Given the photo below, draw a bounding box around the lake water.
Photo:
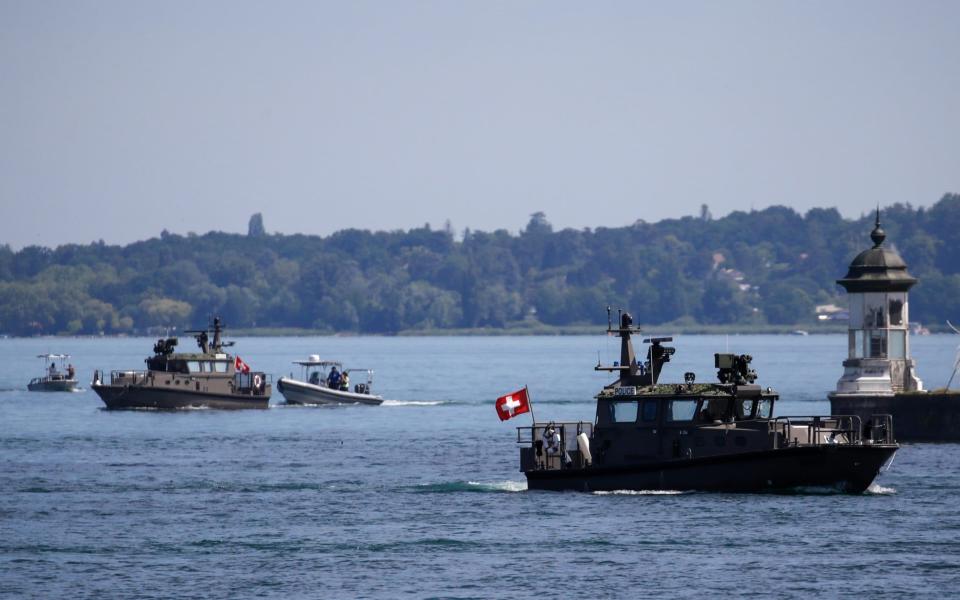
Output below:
[2,334,959,598]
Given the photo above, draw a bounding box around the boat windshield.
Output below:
[735,399,756,420]
[697,398,729,422]
[667,399,698,421]
[307,367,324,384]
[757,398,773,419]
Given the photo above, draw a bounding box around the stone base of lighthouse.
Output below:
[830,390,960,442]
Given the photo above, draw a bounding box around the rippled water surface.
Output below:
[2,334,959,598]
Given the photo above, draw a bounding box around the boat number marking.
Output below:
[615,386,637,396]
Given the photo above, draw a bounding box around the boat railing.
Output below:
[517,421,594,471]
[108,370,151,386]
[234,372,272,395]
[866,414,895,444]
[768,414,894,446]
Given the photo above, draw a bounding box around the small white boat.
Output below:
[276,355,383,406]
[28,354,80,392]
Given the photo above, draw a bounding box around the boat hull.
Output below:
[277,377,383,406]
[525,444,896,493]
[830,391,960,442]
[92,384,269,410]
[28,379,79,392]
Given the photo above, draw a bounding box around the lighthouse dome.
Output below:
[837,211,917,293]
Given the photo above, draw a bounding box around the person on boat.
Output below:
[309,370,321,385]
[327,366,341,389]
[67,364,76,380]
[48,362,57,378]
[340,371,350,391]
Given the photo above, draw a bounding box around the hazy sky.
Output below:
[1,1,958,248]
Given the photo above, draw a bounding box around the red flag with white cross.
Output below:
[234,355,251,374]
[495,387,531,422]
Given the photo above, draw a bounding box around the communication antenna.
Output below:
[945,320,960,390]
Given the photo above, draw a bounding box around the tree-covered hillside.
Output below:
[2,196,959,336]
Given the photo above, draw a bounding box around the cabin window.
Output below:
[864,293,886,328]
[850,330,865,359]
[698,398,728,422]
[641,400,658,422]
[849,296,864,331]
[869,331,887,358]
[757,398,773,419]
[212,361,228,373]
[610,401,639,423]
[187,361,201,373]
[889,297,904,326]
[736,399,756,420]
[667,399,698,422]
[888,330,906,359]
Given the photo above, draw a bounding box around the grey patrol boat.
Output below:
[515,311,898,493]
[91,317,271,410]
[277,355,383,406]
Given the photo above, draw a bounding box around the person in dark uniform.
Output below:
[327,366,341,389]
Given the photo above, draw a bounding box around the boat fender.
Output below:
[577,432,592,466]
[544,425,561,454]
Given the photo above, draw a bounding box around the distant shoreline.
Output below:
[2,322,864,338]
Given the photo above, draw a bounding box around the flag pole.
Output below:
[525,385,536,426]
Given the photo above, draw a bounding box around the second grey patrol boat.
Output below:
[515,311,898,493]
[276,355,383,406]
[92,317,271,410]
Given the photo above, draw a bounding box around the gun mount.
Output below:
[715,353,758,385]
[152,337,178,357]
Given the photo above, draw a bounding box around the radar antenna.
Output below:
[594,308,675,386]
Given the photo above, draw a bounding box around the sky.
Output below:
[1,1,958,248]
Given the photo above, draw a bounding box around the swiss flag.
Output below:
[234,355,251,374]
[496,387,530,422]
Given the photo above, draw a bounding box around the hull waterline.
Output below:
[525,444,896,493]
[277,378,383,405]
[92,384,269,410]
[28,380,79,392]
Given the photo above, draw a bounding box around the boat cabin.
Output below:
[34,353,75,381]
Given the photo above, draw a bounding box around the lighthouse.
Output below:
[826,210,960,442]
[832,210,922,395]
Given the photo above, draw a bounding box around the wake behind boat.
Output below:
[277,356,383,406]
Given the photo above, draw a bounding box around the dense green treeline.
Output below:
[2,195,960,335]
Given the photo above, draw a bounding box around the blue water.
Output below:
[2,334,959,598]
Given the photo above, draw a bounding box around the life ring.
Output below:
[253,374,263,389]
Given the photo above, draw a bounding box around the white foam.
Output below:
[866,483,896,495]
[592,489,686,495]
[466,480,527,492]
[381,400,446,406]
